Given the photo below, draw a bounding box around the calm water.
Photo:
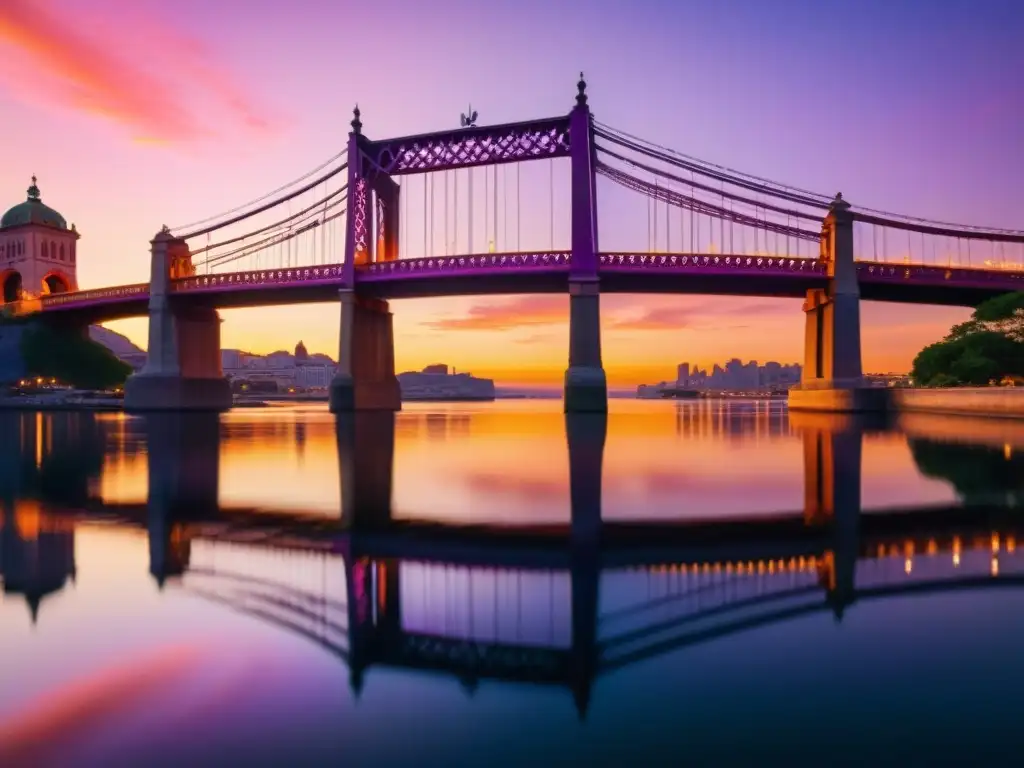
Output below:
[1,399,1023,766]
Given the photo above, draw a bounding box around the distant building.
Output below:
[397,365,495,401]
[295,341,309,362]
[676,363,690,386]
[643,358,803,395]
[296,364,335,389]
[222,349,244,371]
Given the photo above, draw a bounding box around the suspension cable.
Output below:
[597,119,1024,237]
[199,195,347,269]
[595,125,830,209]
[597,144,821,222]
[170,150,347,232]
[178,162,348,241]
[594,119,833,204]
[201,208,347,270]
[597,161,819,242]
[192,185,348,257]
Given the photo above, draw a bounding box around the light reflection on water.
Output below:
[0,399,1023,764]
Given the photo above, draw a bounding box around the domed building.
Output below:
[0,176,79,304]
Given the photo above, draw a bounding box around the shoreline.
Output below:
[3,387,1020,418]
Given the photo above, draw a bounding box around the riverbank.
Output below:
[893,388,1024,419]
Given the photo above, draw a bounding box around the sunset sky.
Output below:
[0,0,1021,387]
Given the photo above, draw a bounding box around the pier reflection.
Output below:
[2,406,1023,718]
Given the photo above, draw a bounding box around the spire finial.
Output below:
[351,104,362,135]
[27,175,40,201]
[576,72,588,107]
[830,192,850,212]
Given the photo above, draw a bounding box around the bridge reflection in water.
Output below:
[0,408,1023,718]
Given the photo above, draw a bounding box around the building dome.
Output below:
[1,177,68,230]
[295,341,309,362]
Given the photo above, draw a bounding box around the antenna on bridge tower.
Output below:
[460,105,478,251]
[459,105,478,128]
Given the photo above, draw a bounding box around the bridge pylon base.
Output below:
[124,374,232,412]
[564,366,608,414]
[329,374,401,413]
[788,381,891,413]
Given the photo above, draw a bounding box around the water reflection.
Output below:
[1,405,1023,727]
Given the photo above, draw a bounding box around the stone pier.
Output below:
[124,229,231,412]
[564,75,608,413]
[789,194,888,413]
[328,290,401,412]
[564,279,608,413]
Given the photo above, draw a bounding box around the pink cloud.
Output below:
[609,297,794,330]
[423,295,567,331]
[424,293,798,333]
[0,0,276,143]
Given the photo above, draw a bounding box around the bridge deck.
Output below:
[28,253,1024,322]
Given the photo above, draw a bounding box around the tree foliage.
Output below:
[20,323,132,390]
[911,292,1024,386]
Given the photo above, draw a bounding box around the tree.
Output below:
[20,323,132,390]
[911,292,1024,386]
[972,292,1024,342]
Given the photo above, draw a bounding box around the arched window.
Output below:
[17,240,23,255]
[59,243,65,261]
[41,241,48,258]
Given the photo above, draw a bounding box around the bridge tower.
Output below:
[789,194,888,412]
[123,228,232,411]
[329,108,402,412]
[564,75,608,413]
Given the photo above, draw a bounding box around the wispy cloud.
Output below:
[424,294,798,334]
[423,295,567,331]
[0,0,276,143]
[608,297,795,330]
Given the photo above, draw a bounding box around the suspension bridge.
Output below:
[5,75,1022,412]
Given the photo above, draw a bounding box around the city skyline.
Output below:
[1,0,1021,386]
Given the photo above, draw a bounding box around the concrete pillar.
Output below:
[565,280,608,412]
[124,229,232,412]
[564,76,608,413]
[789,195,888,413]
[329,290,401,412]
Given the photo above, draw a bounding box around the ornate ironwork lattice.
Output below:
[599,253,827,274]
[360,251,570,279]
[173,265,345,292]
[365,117,571,175]
[41,283,148,308]
[375,194,386,262]
[353,178,369,261]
